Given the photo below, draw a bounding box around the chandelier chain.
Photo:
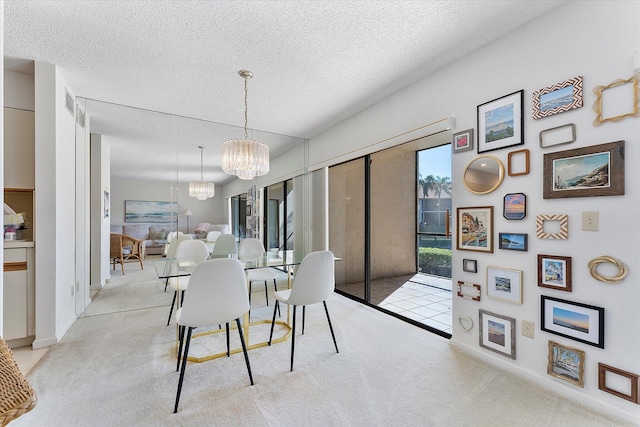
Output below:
[244,77,249,140]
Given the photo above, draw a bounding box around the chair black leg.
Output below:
[176,325,185,372]
[264,281,269,306]
[226,322,230,357]
[268,300,279,345]
[273,279,281,318]
[164,277,169,292]
[323,301,339,353]
[180,290,185,306]
[174,327,193,413]
[302,305,306,335]
[236,318,254,385]
[167,291,177,326]
[248,281,253,306]
[290,305,297,371]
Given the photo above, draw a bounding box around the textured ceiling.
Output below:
[4,0,565,182]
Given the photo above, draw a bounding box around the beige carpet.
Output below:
[11,270,634,426]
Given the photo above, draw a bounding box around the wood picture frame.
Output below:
[456,281,481,301]
[507,149,530,176]
[548,340,585,387]
[486,266,523,304]
[533,75,583,119]
[503,193,526,220]
[539,123,576,149]
[452,128,474,153]
[456,206,494,253]
[592,73,640,126]
[543,140,625,199]
[536,214,568,240]
[479,309,516,359]
[598,363,640,404]
[538,254,572,292]
[541,295,605,348]
[462,259,478,273]
[499,233,528,252]
[477,90,524,153]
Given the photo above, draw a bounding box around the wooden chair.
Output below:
[0,338,37,426]
[110,233,144,275]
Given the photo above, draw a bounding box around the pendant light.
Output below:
[188,146,215,200]
[222,70,269,180]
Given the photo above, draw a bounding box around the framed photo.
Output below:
[456,206,493,253]
[593,73,640,126]
[499,233,528,252]
[477,90,524,153]
[539,123,576,149]
[541,295,605,348]
[532,75,583,119]
[462,259,477,273]
[543,140,625,199]
[124,200,177,223]
[479,309,516,359]
[452,128,474,153]
[503,193,526,220]
[598,363,640,404]
[456,281,481,301]
[507,149,530,176]
[486,266,523,304]
[538,254,572,292]
[547,340,585,387]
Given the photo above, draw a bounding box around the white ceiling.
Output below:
[4,0,565,183]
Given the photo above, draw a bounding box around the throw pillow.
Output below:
[149,227,167,240]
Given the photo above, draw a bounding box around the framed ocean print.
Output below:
[477,90,524,153]
[503,193,526,220]
[541,295,604,348]
[124,200,177,223]
[499,233,528,252]
[452,128,474,153]
[538,254,572,292]
[479,309,516,359]
[456,206,494,253]
[532,75,583,119]
[486,266,523,304]
[543,140,624,199]
[548,340,585,387]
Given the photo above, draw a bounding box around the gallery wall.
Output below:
[309,1,639,422]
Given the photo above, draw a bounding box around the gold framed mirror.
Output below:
[463,156,505,194]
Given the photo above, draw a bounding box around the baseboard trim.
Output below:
[32,335,58,350]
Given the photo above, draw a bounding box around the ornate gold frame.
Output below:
[592,73,640,126]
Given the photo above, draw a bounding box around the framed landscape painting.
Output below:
[499,233,528,251]
[532,75,583,119]
[541,295,604,348]
[457,206,494,253]
[479,309,516,359]
[486,266,523,303]
[124,200,177,223]
[477,90,524,153]
[547,340,585,387]
[538,254,572,292]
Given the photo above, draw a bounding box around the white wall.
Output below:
[90,133,110,287]
[4,70,34,111]
[309,1,639,423]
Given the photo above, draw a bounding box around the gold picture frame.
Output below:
[548,340,585,387]
[592,73,640,126]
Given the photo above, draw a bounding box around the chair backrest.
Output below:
[211,233,237,257]
[166,234,193,258]
[175,239,209,263]
[178,258,250,327]
[206,231,222,242]
[287,251,335,306]
[238,238,265,261]
[110,233,122,257]
[167,231,184,243]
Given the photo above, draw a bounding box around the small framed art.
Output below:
[547,340,585,387]
[498,233,528,252]
[598,363,640,404]
[538,254,572,292]
[456,281,481,301]
[507,149,530,176]
[503,193,526,220]
[593,73,640,126]
[539,123,576,149]
[462,259,478,273]
[536,214,568,240]
[479,309,516,359]
[541,295,604,348]
[456,206,493,253]
[452,128,474,153]
[486,266,523,304]
[532,75,583,119]
[477,90,524,153]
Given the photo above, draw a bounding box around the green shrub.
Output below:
[418,247,452,277]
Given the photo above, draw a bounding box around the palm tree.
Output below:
[419,174,436,199]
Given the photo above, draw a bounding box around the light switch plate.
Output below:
[582,211,599,231]
[522,320,535,338]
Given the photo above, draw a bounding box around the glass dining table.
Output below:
[153,250,305,362]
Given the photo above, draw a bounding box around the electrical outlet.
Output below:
[522,320,534,338]
[582,211,599,231]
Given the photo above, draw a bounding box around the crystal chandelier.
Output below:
[222,70,269,180]
[188,146,215,200]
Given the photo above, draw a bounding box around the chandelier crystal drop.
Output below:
[188,146,215,200]
[222,70,269,180]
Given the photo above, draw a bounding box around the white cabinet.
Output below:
[3,244,35,343]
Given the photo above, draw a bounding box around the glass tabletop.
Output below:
[152,250,305,279]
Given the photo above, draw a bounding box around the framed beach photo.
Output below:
[533,76,583,119]
[486,266,523,304]
[456,206,494,253]
[479,309,516,359]
[477,90,524,153]
[452,128,474,153]
[543,140,625,199]
[547,340,585,387]
[538,254,572,292]
[498,233,528,252]
[541,295,604,348]
[503,193,526,220]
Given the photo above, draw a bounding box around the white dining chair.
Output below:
[238,238,279,310]
[268,250,338,371]
[210,233,237,257]
[206,230,222,242]
[166,239,209,326]
[174,258,254,413]
[163,234,193,291]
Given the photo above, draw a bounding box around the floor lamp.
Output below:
[182,209,193,234]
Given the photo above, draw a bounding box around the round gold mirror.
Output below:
[463,156,505,195]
